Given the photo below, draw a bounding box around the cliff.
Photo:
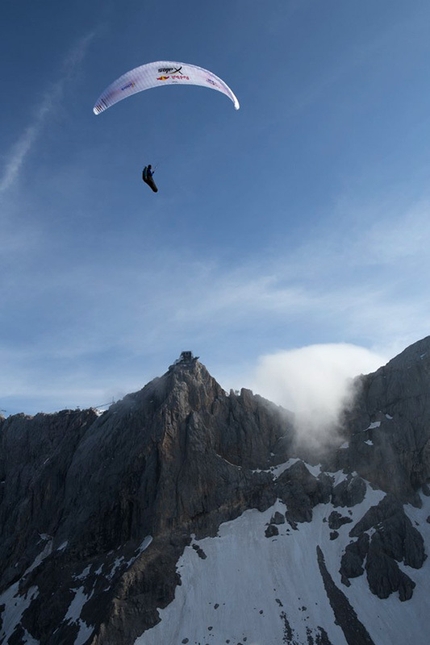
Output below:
[1,342,430,644]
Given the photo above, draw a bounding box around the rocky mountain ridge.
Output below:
[1,340,430,645]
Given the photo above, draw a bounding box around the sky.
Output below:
[2,0,430,416]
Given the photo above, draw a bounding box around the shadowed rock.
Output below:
[343,494,426,599]
[331,475,366,508]
[276,461,333,525]
[337,336,430,500]
[328,510,353,530]
[340,534,370,582]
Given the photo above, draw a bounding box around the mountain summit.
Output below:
[1,342,430,645]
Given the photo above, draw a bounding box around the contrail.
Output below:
[0,32,95,196]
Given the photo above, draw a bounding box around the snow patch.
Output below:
[270,457,300,478]
[23,539,53,578]
[74,565,91,582]
[303,462,322,477]
[64,587,94,645]
[110,536,153,579]
[22,628,39,644]
[136,535,153,555]
[216,453,242,469]
[367,421,381,430]
[0,583,39,644]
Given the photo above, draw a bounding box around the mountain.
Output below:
[0,342,430,645]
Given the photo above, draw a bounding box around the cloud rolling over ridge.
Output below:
[249,344,387,448]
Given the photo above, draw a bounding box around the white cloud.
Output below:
[248,343,387,449]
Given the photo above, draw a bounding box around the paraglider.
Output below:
[93,60,240,115]
[93,61,239,193]
[142,165,158,192]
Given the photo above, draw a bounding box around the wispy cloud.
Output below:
[0,93,59,195]
[4,186,426,361]
[0,32,95,196]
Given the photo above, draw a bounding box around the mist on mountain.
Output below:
[249,343,387,450]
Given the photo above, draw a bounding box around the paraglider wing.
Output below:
[93,60,240,114]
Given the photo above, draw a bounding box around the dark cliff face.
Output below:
[0,358,295,644]
[57,360,294,548]
[1,343,430,645]
[335,335,430,500]
[0,408,99,583]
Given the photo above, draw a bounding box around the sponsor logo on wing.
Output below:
[157,73,190,81]
[158,66,183,74]
[120,81,136,91]
[206,78,219,87]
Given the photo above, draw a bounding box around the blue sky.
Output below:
[2,0,430,415]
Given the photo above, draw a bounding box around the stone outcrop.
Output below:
[328,510,353,530]
[340,494,426,600]
[340,533,369,582]
[331,474,366,508]
[276,460,332,526]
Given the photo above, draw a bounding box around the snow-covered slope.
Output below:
[137,471,430,645]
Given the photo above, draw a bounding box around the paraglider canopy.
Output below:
[93,60,240,114]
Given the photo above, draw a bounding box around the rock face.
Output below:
[0,356,295,644]
[340,495,426,599]
[1,340,430,644]
[337,335,430,500]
